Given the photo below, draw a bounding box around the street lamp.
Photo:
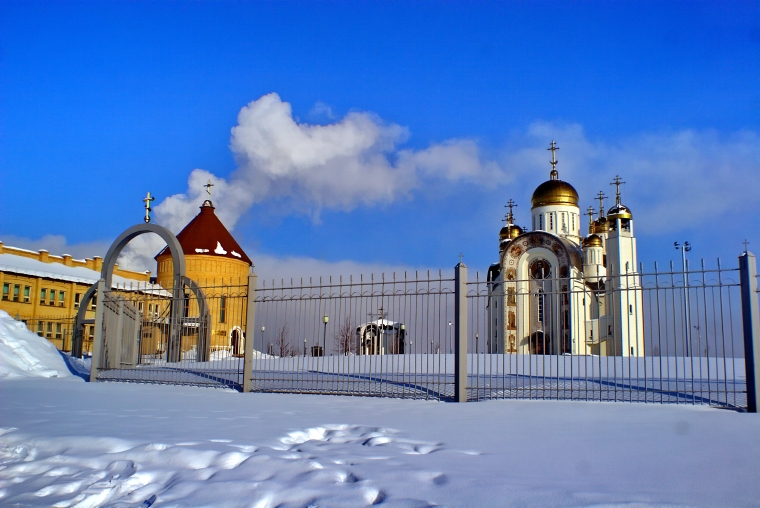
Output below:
[674,242,692,356]
[322,315,329,356]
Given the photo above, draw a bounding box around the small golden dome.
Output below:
[531,179,579,208]
[607,203,632,220]
[583,234,603,248]
[590,217,607,234]
[499,224,522,241]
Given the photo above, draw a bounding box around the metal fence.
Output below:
[91,279,249,390]
[467,260,746,408]
[250,272,457,400]
[79,253,760,411]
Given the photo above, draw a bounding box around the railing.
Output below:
[92,279,249,390]
[250,271,457,400]
[78,253,760,411]
[466,260,747,408]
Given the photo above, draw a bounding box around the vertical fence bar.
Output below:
[455,261,468,402]
[89,279,106,382]
[243,270,257,393]
[739,251,760,413]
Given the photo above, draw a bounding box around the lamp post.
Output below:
[400,323,405,354]
[260,326,265,356]
[674,241,692,356]
[476,333,479,354]
[322,315,329,356]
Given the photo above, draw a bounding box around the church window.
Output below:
[625,262,630,272]
[629,304,633,315]
[533,216,536,230]
[2,283,8,300]
[539,215,543,230]
[220,296,227,323]
[23,286,30,303]
[571,214,575,232]
[631,347,634,355]
[561,213,566,232]
[537,290,545,322]
[549,214,554,231]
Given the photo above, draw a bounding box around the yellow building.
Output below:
[0,241,154,352]
[155,199,252,356]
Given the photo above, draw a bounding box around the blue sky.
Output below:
[1,1,759,276]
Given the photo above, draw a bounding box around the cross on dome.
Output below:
[547,140,559,180]
[596,191,607,218]
[585,206,595,228]
[142,192,155,223]
[610,175,626,205]
[503,199,517,225]
[204,179,214,199]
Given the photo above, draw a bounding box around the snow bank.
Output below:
[0,311,72,379]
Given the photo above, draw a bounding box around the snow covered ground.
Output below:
[1,378,759,507]
[1,312,759,507]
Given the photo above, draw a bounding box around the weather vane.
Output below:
[610,175,626,205]
[143,192,155,223]
[204,179,214,199]
[547,140,559,179]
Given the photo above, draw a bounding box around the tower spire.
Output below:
[547,140,559,180]
[596,191,607,219]
[142,192,155,223]
[610,175,625,206]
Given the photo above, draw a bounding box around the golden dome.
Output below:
[607,203,632,220]
[499,224,522,241]
[531,179,579,208]
[590,217,607,234]
[583,234,603,248]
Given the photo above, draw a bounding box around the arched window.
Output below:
[539,215,543,230]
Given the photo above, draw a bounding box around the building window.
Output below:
[13,284,20,302]
[220,296,226,324]
[46,322,53,339]
[2,283,9,300]
[549,214,554,231]
[58,291,65,307]
[55,323,62,340]
[49,290,56,306]
[629,304,633,315]
[571,214,575,232]
[37,321,44,336]
[539,215,543,230]
[561,213,566,232]
[74,293,81,308]
[40,288,47,305]
[90,295,97,310]
[23,286,31,303]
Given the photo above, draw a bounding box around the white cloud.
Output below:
[0,235,110,262]
[502,122,760,234]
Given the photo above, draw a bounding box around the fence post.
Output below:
[89,278,106,382]
[739,251,760,413]
[455,261,468,402]
[243,271,258,393]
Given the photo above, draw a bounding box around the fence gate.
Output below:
[102,293,141,369]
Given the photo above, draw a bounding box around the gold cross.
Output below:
[610,175,626,205]
[585,206,595,227]
[503,199,517,225]
[204,179,214,199]
[596,191,607,218]
[547,139,559,171]
[142,192,155,223]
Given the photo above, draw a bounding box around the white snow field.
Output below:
[1,314,759,507]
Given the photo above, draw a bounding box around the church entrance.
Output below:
[529,331,552,355]
[231,329,242,356]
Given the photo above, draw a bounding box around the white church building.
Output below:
[487,141,645,357]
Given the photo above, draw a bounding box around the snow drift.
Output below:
[0,311,73,379]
